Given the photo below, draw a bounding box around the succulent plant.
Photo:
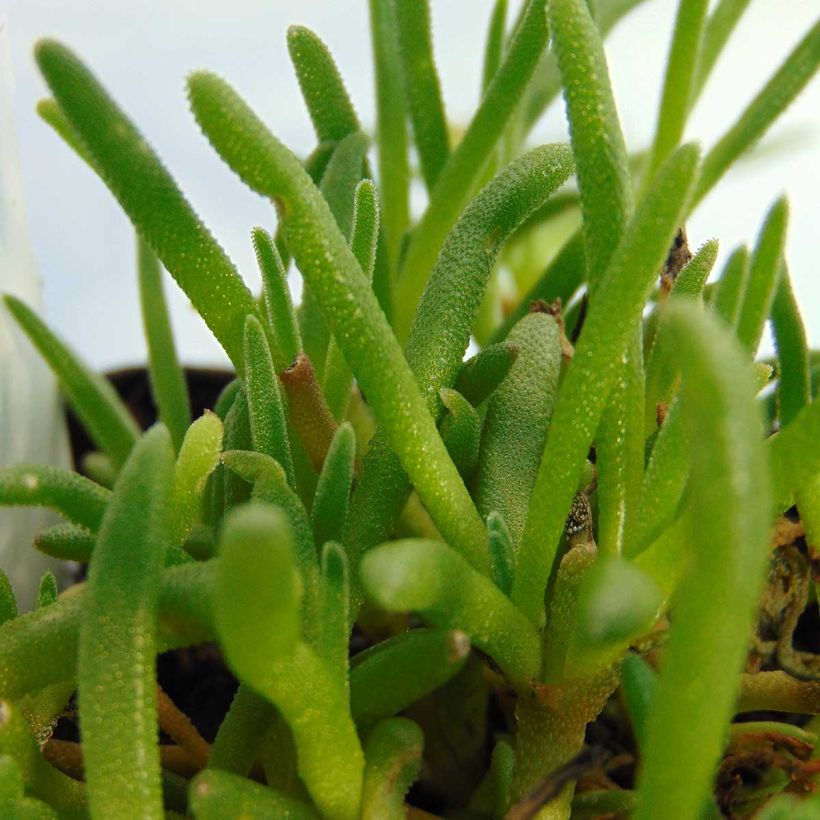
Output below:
[1,1,819,817]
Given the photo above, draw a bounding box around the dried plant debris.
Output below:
[749,518,820,680]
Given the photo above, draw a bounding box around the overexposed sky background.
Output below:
[1,0,818,369]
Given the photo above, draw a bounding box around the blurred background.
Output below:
[2,0,819,370]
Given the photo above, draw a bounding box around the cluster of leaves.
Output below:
[1,0,819,817]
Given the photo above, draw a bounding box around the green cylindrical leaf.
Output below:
[310,423,356,548]
[474,310,561,549]
[0,699,84,810]
[693,20,820,206]
[78,425,175,819]
[319,131,369,239]
[252,228,301,372]
[517,0,651,137]
[394,0,552,340]
[300,132,370,378]
[243,315,295,487]
[349,180,380,283]
[218,644,362,818]
[438,388,481,478]
[361,539,540,684]
[215,503,302,681]
[323,180,381,420]
[345,143,573,576]
[548,0,632,288]
[0,562,215,699]
[642,0,709,184]
[513,144,699,624]
[137,235,191,452]
[690,0,753,106]
[36,96,93,166]
[81,452,117,489]
[349,628,470,728]
[317,542,350,688]
[4,296,139,467]
[368,0,410,269]
[644,238,719,428]
[712,245,749,327]
[771,265,810,428]
[634,303,771,820]
[620,653,657,751]
[207,685,275,777]
[469,739,514,818]
[33,524,95,563]
[486,511,515,596]
[34,41,260,371]
[171,411,223,547]
[190,770,319,820]
[219,388,252,516]
[671,237,719,298]
[35,573,57,609]
[188,71,490,574]
[0,573,17,626]
[361,718,423,820]
[768,398,820,513]
[735,197,788,353]
[455,342,519,407]
[220,452,319,632]
[286,25,360,143]
[575,557,662,647]
[0,464,109,531]
[481,0,508,93]
[395,0,450,191]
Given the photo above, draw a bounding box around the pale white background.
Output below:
[2,0,819,369]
